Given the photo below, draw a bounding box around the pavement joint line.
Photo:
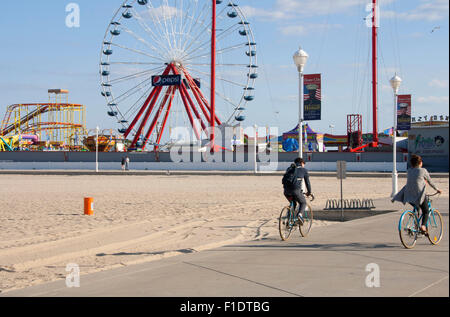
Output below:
[182,261,304,297]
[336,250,450,274]
[408,275,449,297]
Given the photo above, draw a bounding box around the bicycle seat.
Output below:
[286,196,294,202]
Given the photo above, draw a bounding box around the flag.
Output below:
[304,88,321,101]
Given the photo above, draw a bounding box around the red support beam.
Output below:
[131,86,163,147]
[192,82,222,126]
[182,68,221,126]
[211,0,217,151]
[372,0,379,145]
[141,86,174,149]
[171,64,208,135]
[125,64,172,139]
[178,79,201,141]
[155,86,176,151]
[181,69,211,124]
[124,87,157,139]
[180,83,208,133]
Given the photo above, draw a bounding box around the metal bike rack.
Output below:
[325,198,375,211]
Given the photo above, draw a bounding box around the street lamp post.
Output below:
[95,126,100,173]
[390,74,402,197]
[293,47,309,159]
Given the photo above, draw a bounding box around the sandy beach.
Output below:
[0,174,448,293]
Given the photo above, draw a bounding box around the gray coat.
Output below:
[393,167,438,206]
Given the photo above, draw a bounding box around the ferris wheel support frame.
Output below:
[183,67,222,126]
[155,86,176,151]
[124,64,172,140]
[143,85,176,146]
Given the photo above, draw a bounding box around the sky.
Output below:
[0,0,448,137]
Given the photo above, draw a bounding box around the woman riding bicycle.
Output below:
[393,154,443,233]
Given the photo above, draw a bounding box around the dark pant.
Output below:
[410,197,430,226]
[284,189,307,215]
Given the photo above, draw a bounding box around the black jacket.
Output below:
[284,164,312,193]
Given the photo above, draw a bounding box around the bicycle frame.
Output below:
[286,201,297,227]
[398,199,439,233]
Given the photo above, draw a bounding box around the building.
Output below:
[408,122,449,172]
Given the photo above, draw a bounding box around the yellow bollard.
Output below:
[84,197,94,216]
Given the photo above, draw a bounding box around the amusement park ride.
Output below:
[0,89,127,152]
[1,0,396,154]
[99,0,257,152]
[0,90,88,151]
[98,0,390,153]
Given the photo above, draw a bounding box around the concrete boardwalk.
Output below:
[4,200,448,297]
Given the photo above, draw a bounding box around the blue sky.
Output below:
[0,0,448,137]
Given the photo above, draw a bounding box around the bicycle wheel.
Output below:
[279,207,294,241]
[299,203,313,237]
[427,209,444,245]
[399,211,419,249]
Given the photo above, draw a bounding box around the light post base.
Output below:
[391,171,398,198]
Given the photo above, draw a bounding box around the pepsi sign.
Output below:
[152,75,181,87]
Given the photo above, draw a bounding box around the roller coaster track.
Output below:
[0,103,84,136]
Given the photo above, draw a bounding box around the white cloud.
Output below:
[429,79,449,88]
[416,95,449,104]
[279,25,307,36]
[140,5,183,21]
[242,0,448,23]
[241,0,366,21]
[278,23,343,36]
[383,0,449,21]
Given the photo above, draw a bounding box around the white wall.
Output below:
[0,161,407,172]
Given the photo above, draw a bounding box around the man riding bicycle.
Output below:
[282,158,312,224]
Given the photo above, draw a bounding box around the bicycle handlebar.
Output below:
[427,192,441,198]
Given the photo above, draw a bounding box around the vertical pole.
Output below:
[340,176,344,222]
[95,126,99,173]
[392,93,398,197]
[254,124,258,174]
[210,0,216,152]
[299,71,304,159]
[372,0,379,145]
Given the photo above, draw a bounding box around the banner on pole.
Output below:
[304,74,322,121]
[397,94,412,131]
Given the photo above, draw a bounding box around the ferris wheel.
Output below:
[100,0,257,150]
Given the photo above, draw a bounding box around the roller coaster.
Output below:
[0,90,87,151]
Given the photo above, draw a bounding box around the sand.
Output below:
[0,174,448,293]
